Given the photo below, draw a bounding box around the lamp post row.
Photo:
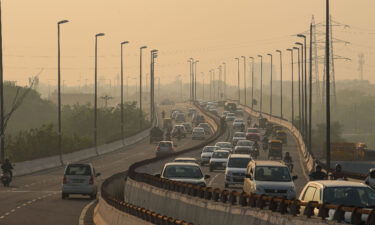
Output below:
[56,20,154,165]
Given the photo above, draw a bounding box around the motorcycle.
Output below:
[262,142,268,151]
[285,162,294,173]
[1,171,11,187]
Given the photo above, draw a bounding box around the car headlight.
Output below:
[287,187,296,193]
[256,186,264,193]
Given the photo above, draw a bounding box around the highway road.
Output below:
[139,106,309,196]
[0,103,208,225]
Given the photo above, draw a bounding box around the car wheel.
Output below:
[62,193,68,199]
[90,193,97,200]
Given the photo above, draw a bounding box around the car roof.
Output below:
[194,127,204,130]
[269,139,282,143]
[164,162,200,167]
[214,150,230,153]
[174,157,197,161]
[238,140,253,142]
[308,180,368,188]
[160,141,173,144]
[66,163,92,167]
[252,160,286,167]
[235,146,251,149]
[229,154,252,159]
[216,142,231,144]
[234,132,245,134]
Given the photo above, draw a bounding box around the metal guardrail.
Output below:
[123,102,375,225]
[99,102,224,225]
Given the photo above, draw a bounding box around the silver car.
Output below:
[62,163,100,199]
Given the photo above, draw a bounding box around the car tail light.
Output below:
[63,176,67,184]
[89,175,94,185]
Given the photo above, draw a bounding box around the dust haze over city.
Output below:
[0,1,375,225]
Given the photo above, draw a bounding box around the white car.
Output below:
[243,161,298,199]
[225,113,236,122]
[198,123,213,135]
[200,146,220,165]
[225,154,252,188]
[62,163,100,199]
[215,142,233,150]
[233,146,252,155]
[174,157,199,164]
[155,141,176,157]
[232,132,246,146]
[299,180,375,223]
[209,150,230,171]
[160,162,210,186]
[192,127,205,140]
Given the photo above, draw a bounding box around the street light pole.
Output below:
[201,72,205,100]
[120,41,129,145]
[94,33,105,154]
[298,34,308,142]
[294,46,302,131]
[296,42,304,135]
[209,70,212,101]
[223,62,226,99]
[0,0,4,163]
[276,50,283,118]
[267,53,273,116]
[217,66,222,100]
[309,24,313,154]
[235,58,240,104]
[287,49,294,124]
[194,60,199,101]
[241,56,247,106]
[249,57,254,109]
[139,46,147,129]
[188,59,193,101]
[57,19,69,164]
[150,50,158,122]
[258,55,263,114]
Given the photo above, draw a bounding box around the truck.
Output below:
[330,142,367,161]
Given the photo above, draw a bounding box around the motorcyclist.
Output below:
[247,116,252,126]
[165,130,172,141]
[253,140,260,151]
[330,164,346,180]
[283,152,293,172]
[309,165,327,181]
[176,128,182,140]
[262,136,269,150]
[365,168,375,189]
[1,159,13,179]
[161,110,165,119]
[240,123,245,132]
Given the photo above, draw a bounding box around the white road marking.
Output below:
[79,200,97,225]
[208,173,221,187]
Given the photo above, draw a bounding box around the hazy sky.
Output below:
[3,0,375,86]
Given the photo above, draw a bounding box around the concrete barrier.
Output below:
[241,105,315,174]
[123,177,344,225]
[93,197,152,225]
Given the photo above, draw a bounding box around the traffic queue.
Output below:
[151,102,375,223]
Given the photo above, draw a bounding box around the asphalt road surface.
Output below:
[0,103,209,225]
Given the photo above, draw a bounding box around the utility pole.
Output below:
[150,50,158,122]
[309,24,313,153]
[294,47,302,131]
[0,0,4,162]
[223,62,226,99]
[326,0,331,171]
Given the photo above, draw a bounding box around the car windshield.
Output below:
[247,128,259,133]
[203,146,217,152]
[237,141,253,146]
[159,142,172,147]
[255,166,291,182]
[212,152,229,158]
[65,164,92,176]
[235,149,251,154]
[217,143,232,148]
[324,187,375,208]
[228,158,251,168]
[163,165,203,179]
[234,133,246,138]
